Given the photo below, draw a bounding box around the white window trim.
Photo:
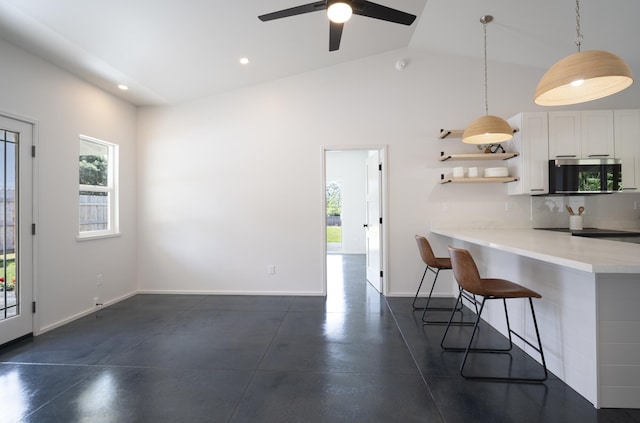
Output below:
[77,135,120,240]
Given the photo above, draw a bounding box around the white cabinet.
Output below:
[614,109,640,192]
[507,112,549,195]
[548,111,581,158]
[582,110,615,158]
[548,110,614,159]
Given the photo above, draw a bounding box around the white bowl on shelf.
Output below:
[484,167,509,178]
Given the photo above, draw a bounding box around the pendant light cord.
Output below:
[575,0,583,52]
[483,19,489,116]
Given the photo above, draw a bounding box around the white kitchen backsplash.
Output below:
[531,194,640,229]
[429,189,533,230]
[429,189,640,231]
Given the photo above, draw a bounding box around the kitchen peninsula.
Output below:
[432,228,640,409]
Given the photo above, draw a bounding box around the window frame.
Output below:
[77,135,119,240]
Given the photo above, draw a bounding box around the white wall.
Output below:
[137,47,640,298]
[1,33,638,336]
[326,150,368,254]
[0,39,138,332]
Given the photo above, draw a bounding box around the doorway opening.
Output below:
[326,180,343,252]
[323,147,386,297]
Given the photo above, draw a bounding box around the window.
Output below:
[78,135,119,239]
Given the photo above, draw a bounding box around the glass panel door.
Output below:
[0,116,33,346]
[1,129,17,321]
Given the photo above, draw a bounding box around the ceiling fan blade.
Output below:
[353,1,416,25]
[258,1,326,21]
[329,21,344,51]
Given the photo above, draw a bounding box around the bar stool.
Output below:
[413,235,468,325]
[441,246,548,382]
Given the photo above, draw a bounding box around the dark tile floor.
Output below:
[0,254,638,422]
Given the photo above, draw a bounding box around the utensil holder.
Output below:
[569,215,583,230]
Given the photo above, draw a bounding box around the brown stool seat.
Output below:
[473,278,541,299]
[441,246,548,383]
[429,256,452,270]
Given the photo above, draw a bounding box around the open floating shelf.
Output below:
[440,176,519,184]
[439,152,519,161]
[438,128,518,139]
[439,129,465,139]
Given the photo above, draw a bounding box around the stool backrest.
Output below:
[415,235,438,267]
[447,246,485,296]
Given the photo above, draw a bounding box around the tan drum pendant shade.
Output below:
[534,0,633,106]
[534,50,633,106]
[462,115,514,145]
[462,15,513,145]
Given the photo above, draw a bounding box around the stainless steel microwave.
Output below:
[548,159,622,194]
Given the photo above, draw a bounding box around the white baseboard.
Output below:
[385,292,456,298]
[136,289,325,296]
[37,291,137,335]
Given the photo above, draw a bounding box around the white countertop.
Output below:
[431,228,640,273]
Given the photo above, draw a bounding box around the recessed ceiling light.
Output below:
[239,57,249,65]
[118,84,129,91]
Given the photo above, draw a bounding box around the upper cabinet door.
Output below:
[548,111,581,159]
[614,109,640,191]
[508,112,549,195]
[581,110,615,158]
[548,110,615,159]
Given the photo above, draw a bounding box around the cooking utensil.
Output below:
[578,206,585,216]
[566,205,575,215]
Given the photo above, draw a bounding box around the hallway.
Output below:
[0,255,638,422]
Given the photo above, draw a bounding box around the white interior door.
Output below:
[0,115,34,346]
[365,151,382,292]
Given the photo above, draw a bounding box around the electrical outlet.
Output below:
[94,297,102,307]
[97,274,103,286]
[267,265,276,275]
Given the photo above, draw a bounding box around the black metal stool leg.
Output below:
[440,290,465,348]
[412,266,430,309]
[423,285,473,326]
[456,297,548,383]
[442,296,514,353]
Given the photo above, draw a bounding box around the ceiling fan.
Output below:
[258,0,417,51]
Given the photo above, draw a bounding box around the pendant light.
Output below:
[534,0,633,106]
[462,15,513,145]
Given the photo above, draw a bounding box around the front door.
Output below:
[0,115,33,346]
[365,150,382,292]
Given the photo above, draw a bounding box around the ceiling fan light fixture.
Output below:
[534,50,633,106]
[327,2,352,23]
[258,1,415,51]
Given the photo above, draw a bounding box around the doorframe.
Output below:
[1,111,38,337]
[321,145,388,296]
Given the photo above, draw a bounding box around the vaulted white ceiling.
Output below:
[0,0,637,106]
